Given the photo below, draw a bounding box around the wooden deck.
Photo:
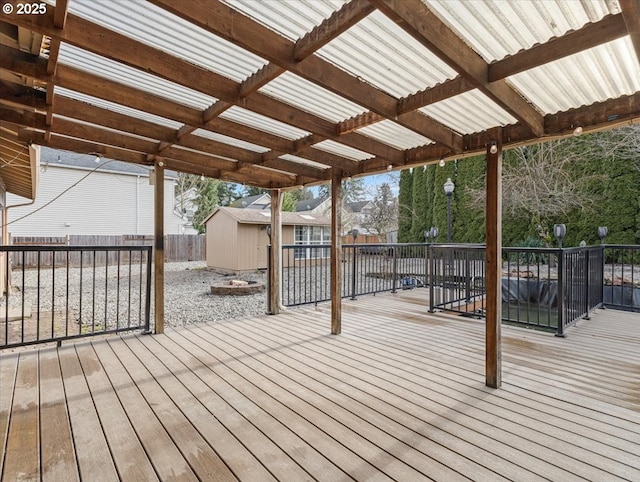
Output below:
[1,289,639,481]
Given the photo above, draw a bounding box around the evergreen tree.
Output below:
[411,166,429,242]
[216,182,241,206]
[453,156,485,243]
[397,168,413,242]
[243,185,268,197]
[317,178,366,203]
[282,191,297,212]
[192,179,220,234]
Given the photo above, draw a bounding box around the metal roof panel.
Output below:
[219,106,311,140]
[57,44,218,110]
[357,120,433,149]
[425,0,620,63]
[259,72,366,122]
[508,37,640,115]
[317,10,458,98]
[69,0,267,82]
[420,90,518,134]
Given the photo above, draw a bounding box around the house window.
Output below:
[294,225,330,259]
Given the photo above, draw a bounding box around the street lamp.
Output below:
[443,178,455,242]
[598,226,608,245]
[554,223,566,249]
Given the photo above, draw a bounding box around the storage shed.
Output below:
[205,206,330,273]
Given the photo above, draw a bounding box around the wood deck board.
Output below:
[73,343,159,481]
[1,289,639,481]
[0,352,18,477]
[3,351,39,481]
[38,348,78,482]
[220,312,640,479]
[232,312,631,481]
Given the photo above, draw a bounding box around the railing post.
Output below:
[266,244,272,314]
[601,245,606,309]
[465,251,471,302]
[143,247,152,334]
[350,245,357,300]
[584,249,590,320]
[429,245,435,312]
[556,248,566,337]
[391,246,398,293]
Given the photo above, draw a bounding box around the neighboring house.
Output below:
[295,196,330,215]
[230,193,271,210]
[204,206,330,273]
[6,147,185,236]
[174,187,199,235]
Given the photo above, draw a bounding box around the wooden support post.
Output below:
[330,169,343,335]
[485,140,502,388]
[269,188,282,315]
[153,160,165,334]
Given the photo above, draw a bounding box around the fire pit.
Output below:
[210,279,265,296]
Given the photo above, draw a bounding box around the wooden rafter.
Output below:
[370,0,545,137]
[148,0,462,151]
[620,0,640,68]
[2,8,398,173]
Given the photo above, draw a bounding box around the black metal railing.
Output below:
[428,244,486,316]
[602,244,640,312]
[276,241,627,336]
[1,245,152,349]
[280,243,429,307]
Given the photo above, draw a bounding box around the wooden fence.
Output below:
[9,234,205,268]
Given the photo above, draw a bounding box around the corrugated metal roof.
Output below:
[427,0,620,63]
[317,10,457,98]
[279,154,332,171]
[420,90,518,134]
[259,72,366,122]
[509,37,640,115]
[357,120,434,149]
[312,140,373,160]
[191,129,271,153]
[220,106,311,140]
[57,44,218,110]
[54,87,184,129]
[68,0,267,82]
[221,0,346,41]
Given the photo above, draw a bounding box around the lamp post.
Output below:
[554,223,566,249]
[444,178,455,242]
[598,226,608,245]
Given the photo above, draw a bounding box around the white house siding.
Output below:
[6,165,183,236]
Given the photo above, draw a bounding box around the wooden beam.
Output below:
[370,0,545,137]
[268,189,282,315]
[336,112,385,135]
[2,15,398,173]
[294,0,374,61]
[148,0,462,150]
[485,134,502,389]
[153,160,165,334]
[489,14,628,81]
[398,76,474,114]
[330,168,343,335]
[620,0,640,68]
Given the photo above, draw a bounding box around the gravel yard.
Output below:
[2,262,269,335]
[162,261,267,326]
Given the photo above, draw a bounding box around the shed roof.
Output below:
[206,206,330,226]
[1,0,639,189]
